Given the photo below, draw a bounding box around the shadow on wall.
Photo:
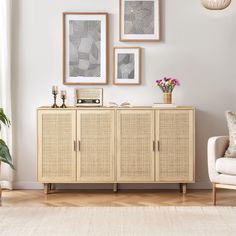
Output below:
[195,109,228,185]
[160,0,166,43]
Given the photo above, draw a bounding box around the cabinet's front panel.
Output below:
[156,110,194,182]
[117,110,155,182]
[77,110,115,182]
[37,110,76,182]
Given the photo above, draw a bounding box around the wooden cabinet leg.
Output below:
[113,183,118,193]
[213,183,216,206]
[179,183,183,193]
[182,183,187,195]
[0,184,2,201]
[44,184,49,194]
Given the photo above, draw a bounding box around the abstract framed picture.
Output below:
[113,47,141,85]
[119,0,160,42]
[63,12,108,85]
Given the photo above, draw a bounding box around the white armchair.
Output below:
[208,136,236,205]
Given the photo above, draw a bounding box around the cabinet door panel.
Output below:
[37,110,76,182]
[77,110,115,182]
[156,110,194,182]
[117,110,155,182]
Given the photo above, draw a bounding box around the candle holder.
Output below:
[60,90,67,108]
[51,86,59,108]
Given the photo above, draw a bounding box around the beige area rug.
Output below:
[0,207,236,236]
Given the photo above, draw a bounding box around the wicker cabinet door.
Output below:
[117,110,155,182]
[77,110,115,182]
[37,110,76,182]
[156,110,195,182]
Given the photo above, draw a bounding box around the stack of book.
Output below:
[108,102,132,107]
[152,103,177,108]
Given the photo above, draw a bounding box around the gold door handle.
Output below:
[153,141,155,151]
[73,141,77,152]
[157,141,160,152]
[78,141,81,151]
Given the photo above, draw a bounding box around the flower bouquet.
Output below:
[156,78,180,104]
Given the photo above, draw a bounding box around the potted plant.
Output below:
[0,108,14,197]
[156,77,180,104]
[0,108,14,169]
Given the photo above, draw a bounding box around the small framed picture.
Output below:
[119,0,160,42]
[113,47,141,85]
[63,12,109,85]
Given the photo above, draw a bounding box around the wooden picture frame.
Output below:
[119,0,160,42]
[63,12,109,85]
[113,47,141,85]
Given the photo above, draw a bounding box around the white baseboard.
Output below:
[13,182,43,189]
[13,181,212,190]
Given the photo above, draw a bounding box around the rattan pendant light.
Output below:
[201,0,231,10]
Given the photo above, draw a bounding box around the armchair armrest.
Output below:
[208,136,229,182]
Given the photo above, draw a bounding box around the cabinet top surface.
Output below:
[38,106,195,110]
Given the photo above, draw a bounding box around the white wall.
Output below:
[12,0,236,189]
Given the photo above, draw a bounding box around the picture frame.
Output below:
[119,0,160,42]
[63,12,109,85]
[113,47,141,85]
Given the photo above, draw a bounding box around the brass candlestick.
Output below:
[60,90,67,108]
[51,86,59,108]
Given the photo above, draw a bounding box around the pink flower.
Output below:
[171,78,180,86]
[155,77,180,93]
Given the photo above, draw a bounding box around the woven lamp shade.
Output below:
[201,0,231,10]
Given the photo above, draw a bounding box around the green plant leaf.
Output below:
[0,108,11,130]
[0,139,14,169]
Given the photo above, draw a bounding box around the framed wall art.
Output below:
[113,47,141,85]
[63,12,109,85]
[119,0,160,42]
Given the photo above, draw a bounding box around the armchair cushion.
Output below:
[208,136,229,182]
[225,111,236,158]
[208,136,236,185]
[216,157,236,176]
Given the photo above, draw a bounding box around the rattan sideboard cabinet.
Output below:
[37,107,195,194]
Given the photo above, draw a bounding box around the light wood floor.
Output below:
[1,189,236,207]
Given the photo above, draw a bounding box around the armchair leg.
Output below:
[213,183,216,206]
